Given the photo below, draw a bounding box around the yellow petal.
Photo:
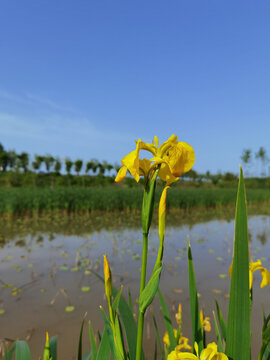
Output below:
[178,337,192,351]
[115,166,128,182]
[250,259,263,272]
[158,134,178,157]
[249,269,253,290]
[121,139,141,182]
[158,163,179,185]
[167,351,198,360]
[166,142,195,177]
[138,140,156,155]
[200,343,228,360]
[139,158,151,177]
[260,268,270,288]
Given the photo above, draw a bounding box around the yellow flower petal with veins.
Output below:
[163,142,195,177]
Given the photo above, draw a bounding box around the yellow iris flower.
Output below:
[200,310,211,332]
[115,135,195,185]
[167,342,228,360]
[229,259,270,289]
[163,330,192,352]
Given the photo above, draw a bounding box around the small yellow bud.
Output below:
[159,186,170,241]
[104,254,112,298]
[175,303,182,326]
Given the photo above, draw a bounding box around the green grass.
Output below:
[1,186,270,215]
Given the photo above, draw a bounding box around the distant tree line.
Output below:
[0,142,269,188]
[0,142,121,176]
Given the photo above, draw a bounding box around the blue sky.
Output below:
[1,0,270,174]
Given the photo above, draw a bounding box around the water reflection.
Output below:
[0,212,269,359]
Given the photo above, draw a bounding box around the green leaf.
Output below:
[81,286,90,292]
[151,309,165,360]
[142,169,159,235]
[88,321,98,360]
[215,298,227,342]
[212,311,224,353]
[65,306,75,313]
[139,263,162,313]
[96,330,111,360]
[92,271,140,360]
[258,313,270,360]
[49,336,57,360]
[15,341,31,360]
[225,167,250,360]
[78,313,87,360]
[6,342,16,360]
[112,285,123,315]
[114,315,126,360]
[158,288,177,352]
[187,240,203,354]
[99,307,118,360]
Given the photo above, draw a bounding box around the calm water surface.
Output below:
[0,212,270,359]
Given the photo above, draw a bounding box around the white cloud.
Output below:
[0,111,132,162]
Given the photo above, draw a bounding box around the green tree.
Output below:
[0,151,9,172]
[54,158,62,174]
[85,160,93,174]
[44,155,55,173]
[85,159,99,175]
[17,152,29,172]
[65,158,73,175]
[102,160,113,175]
[114,163,121,174]
[7,150,17,170]
[74,159,83,175]
[0,143,4,153]
[32,155,43,172]
[256,147,267,176]
[241,149,252,176]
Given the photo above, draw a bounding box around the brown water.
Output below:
[0,210,270,359]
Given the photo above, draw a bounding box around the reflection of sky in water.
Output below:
[0,215,270,358]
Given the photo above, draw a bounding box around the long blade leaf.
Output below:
[88,321,98,360]
[212,311,224,353]
[15,341,31,360]
[225,167,250,360]
[49,336,57,360]
[96,330,111,360]
[78,313,87,360]
[158,288,177,352]
[215,298,227,342]
[187,240,203,354]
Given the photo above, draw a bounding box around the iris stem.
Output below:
[136,232,148,360]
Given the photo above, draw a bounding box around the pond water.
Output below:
[0,210,270,359]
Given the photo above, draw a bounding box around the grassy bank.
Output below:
[1,186,270,215]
